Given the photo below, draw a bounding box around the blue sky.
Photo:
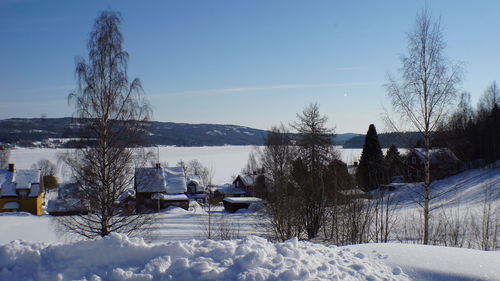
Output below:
[1,0,499,133]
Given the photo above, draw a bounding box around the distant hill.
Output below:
[0,117,356,147]
[334,133,361,145]
[342,132,422,148]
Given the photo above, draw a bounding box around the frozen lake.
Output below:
[9,146,369,184]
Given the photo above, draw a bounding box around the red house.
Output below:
[406,148,461,182]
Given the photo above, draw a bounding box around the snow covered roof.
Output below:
[13,169,40,189]
[46,199,86,213]
[236,174,258,186]
[135,167,186,194]
[211,184,246,195]
[187,175,204,186]
[187,176,206,192]
[118,189,136,201]
[413,148,459,164]
[151,193,188,201]
[135,168,166,193]
[58,183,82,199]
[223,197,263,204]
[0,168,41,198]
[164,167,187,194]
[2,201,20,210]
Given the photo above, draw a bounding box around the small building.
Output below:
[186,176,208,203]
[222,197,263,213]
[232,173,266,197]
[135,165,189,211]
[210,184,246,202]
[406,148,461,182]
[46,183,89,216]
[0,164,44,215]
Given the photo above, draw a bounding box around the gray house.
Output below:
[135,165,189,211]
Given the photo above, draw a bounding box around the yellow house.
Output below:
[0,164,44,215]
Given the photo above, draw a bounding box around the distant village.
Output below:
[0,145,466,218]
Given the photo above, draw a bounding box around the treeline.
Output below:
[435,82,500,164]
[342,131,421,148]
[246,103,351,241]
[247,103,399,245]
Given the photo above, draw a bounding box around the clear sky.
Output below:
[1,0,499,133]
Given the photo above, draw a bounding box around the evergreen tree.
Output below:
[356,124,385,191]
[384,145,404,180]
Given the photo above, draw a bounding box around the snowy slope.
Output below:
[384,163,500,209]
[348,243,500,281]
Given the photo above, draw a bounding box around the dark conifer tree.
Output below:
[356,124,385,191]
[384,145,404,180]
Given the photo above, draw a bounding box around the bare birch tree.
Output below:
[260,125,302,241]
[385,9,462,244]
[59,10,152,238]
[0,146,10,169]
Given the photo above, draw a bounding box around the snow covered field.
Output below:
[0,204,262,245]
[9,146,368,184]
[2,148,499,280]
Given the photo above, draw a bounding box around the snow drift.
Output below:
[0,234,408,281]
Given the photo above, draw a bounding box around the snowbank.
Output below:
[348,243,500,281]
[0,234,408,281]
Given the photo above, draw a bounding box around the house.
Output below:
[0,164,44,215]
[135,165,189,211]
[186,176,208,203]
[232,173,266,197]
[406,148,461,182]
[46,183,89,216]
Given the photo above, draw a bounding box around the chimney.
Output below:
[155,163,161,169]
[8,163,15,172]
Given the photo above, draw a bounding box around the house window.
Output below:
[18,190,29,200]
[412,157,417,164]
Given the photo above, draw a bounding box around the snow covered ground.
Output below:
[2,148,499,280]
[348,243,500,281]
[0,233,405,281]
[1,232,499,281]
[0,204,262,245]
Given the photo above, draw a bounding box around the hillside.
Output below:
[342,132,422,148]
[0,118,355,147]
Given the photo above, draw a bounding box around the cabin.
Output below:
[232,173,266,197]
[46,183,89,216]
[135,165,189,211]
[211,183,246,199]
[186,176,208,203]
[406,148,461,182]
[222,197,263,213]
[0,164,44,215]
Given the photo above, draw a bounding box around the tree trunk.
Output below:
[423,135,431,244]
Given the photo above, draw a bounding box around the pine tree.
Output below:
[384,145,404,180]
[356,124,385,191]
